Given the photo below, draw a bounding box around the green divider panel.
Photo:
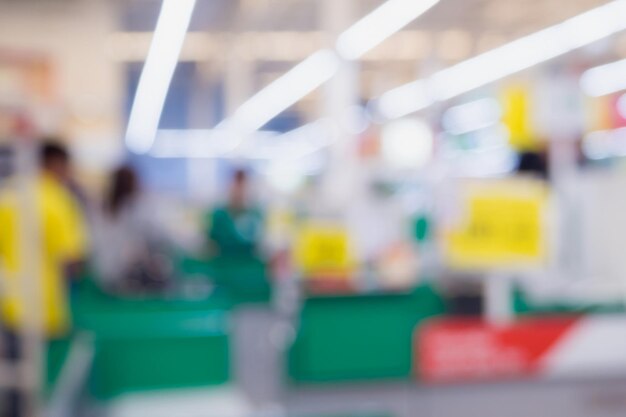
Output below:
[512,285,626,315]
[210,257,272,305]
[180,255,272,305]
[288,283,445,383]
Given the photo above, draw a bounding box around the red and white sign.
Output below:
[417,316,626,383]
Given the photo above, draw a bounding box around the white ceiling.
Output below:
[111,0,626,103]
[236,0,613,33]
[117,0,613,34]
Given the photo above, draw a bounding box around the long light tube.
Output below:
[148,121,331,160]
[218,0,440,138]
[377,0,626,119]
[442,98,502,135]
[125,0,196,154]
[335,0,440,60]
[580,58,626,97]
[377,80,434,120]
[224,49,339,133]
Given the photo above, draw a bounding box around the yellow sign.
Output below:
[443,179,548,269]
[294,222,354,277]
[501,84,539,151]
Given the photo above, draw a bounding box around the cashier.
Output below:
[206,169,263,257]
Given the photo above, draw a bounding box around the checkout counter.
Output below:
[46,252,272,403]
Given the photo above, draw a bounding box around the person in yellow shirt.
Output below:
[0,141,87,417]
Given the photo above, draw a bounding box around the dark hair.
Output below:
[105,165,139,217]
[232,168,247,184]
[39,140,69,168]
[517,151,548,179]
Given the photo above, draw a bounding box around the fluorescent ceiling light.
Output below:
[381,118,434,168]
[150,129,277,158]
[377,0,626,119]
[580,58,626,97]
[618,93,626,118]
[149,129,243,158]
[442,98,502,135]
[583,127,626,160]
[225,49,339,132]
[376,80,434,119]
[336,0,440,60]
[212,0,440,143]
[125,0,196,154]
[148,122,333,160]
[266,119,335,162]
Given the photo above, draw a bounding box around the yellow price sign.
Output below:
[294,222,354,277]
[501,84,540,151]
[443,179,548,269]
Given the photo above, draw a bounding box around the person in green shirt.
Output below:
[207,169,263,257]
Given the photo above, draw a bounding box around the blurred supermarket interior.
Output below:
[6,0,626,416]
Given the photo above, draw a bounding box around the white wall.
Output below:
[0,0,125,171]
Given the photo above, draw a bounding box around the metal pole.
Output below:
[14,123,44,417]
[484,272,513,326]
[320,0,359,211]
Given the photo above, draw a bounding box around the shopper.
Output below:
[0,141,88,417]
[93,165,175,293]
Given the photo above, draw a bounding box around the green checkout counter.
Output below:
[46,252,626,403]
[180,255,272,306]
[286,282,626,385]
[46,255,272,401]
[72,279,230,400]
[288,283,446,383]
